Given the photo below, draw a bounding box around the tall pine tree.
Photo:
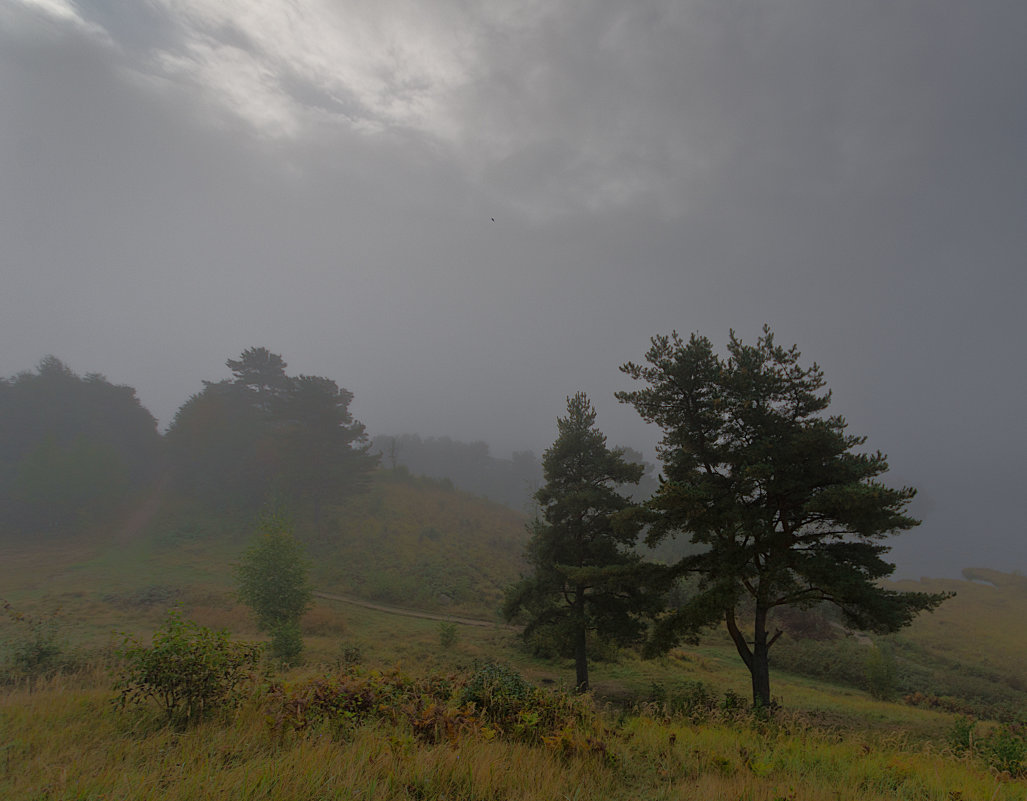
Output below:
[618,327,950,707]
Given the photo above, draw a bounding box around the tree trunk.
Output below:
[574,590,589,693]
[750,606,772,708]
[725,606,772,708]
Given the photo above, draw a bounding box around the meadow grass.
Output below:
[3,663,1025,801]
[4,478,1027,799]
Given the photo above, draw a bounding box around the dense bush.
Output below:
[985,725,1027,776]
[268,662,603,755]
[267,666,458,742]
[459,660,532,717]
[113,610,263,724]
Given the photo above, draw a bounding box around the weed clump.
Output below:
[949,717,1027,777]
[459,660,532,718]
[644,680,748,723]
[438,621,458,649]
[1,600,70,683]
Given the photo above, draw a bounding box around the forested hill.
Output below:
[0,351,660,545]
[0,351,532,619]
[0,349,378,541]
[370,434,659,515]
[370,434,543,513]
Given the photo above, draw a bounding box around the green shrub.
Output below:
[269,663,603,756]
[459,661,532,720]
[720,689,746,713]
[456,661,596,746]
[339,645,362,666]
[947,717,1026,776]
[864,643,898,700]
[267,666,456,741]
[114,609,263,725]
[236,515,312,665]
[652,680,720,721]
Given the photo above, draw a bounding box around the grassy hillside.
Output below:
[306,470,530,618]
[3,474,1027,798]
[3,471,1027,712]
[767,569,1027,720]
[0,470,529,639]
[893,569,1027,690]
[3,602,1026,801]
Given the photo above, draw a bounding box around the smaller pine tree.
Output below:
[504,393,665,692]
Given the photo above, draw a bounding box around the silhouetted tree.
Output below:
[275,375,376,528]
[503,393,665,692]
[618,327,950,707]
[166,349,376,520]
[226,347,290,413]
[0,357,161,534]
[165,382,272,513]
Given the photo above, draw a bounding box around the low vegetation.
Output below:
[3,642,1026,800]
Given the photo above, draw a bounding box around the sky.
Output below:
[2,0,1025,578]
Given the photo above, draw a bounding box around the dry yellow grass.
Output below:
[3,669,1025,801]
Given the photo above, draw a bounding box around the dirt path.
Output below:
[113,474,171,544]
[313,591,517,630]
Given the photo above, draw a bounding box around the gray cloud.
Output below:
[1,0,1025,577]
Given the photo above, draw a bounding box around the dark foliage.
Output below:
[269,662,599,751]
[504,393,667,692]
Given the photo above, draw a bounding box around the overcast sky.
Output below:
[2,0,1024,578]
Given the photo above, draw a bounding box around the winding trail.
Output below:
[113,474,171,544]
[313,591,517,630]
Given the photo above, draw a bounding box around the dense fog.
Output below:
[2,1,1024,577]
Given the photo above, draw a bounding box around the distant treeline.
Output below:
[0,349,376,536]
[370,434,543,513]
[0,356,161,532]
[369,435,658,515]
[0,350,660,539]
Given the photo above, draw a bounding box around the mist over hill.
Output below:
[1,347,1021,581]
